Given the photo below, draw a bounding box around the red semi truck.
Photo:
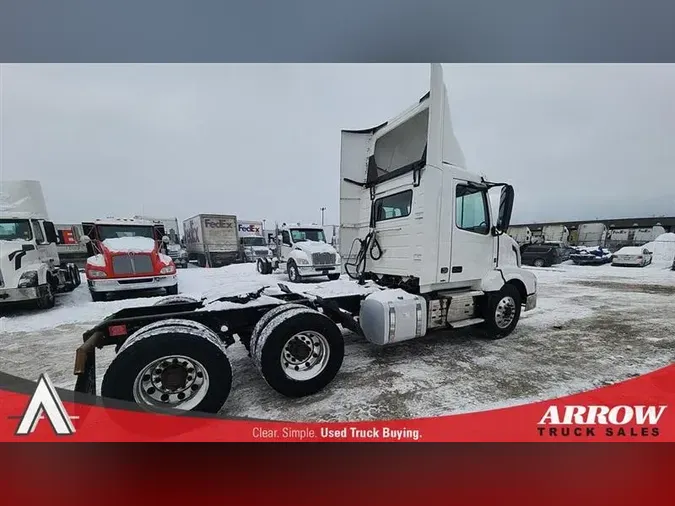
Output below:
[81,218,178,302]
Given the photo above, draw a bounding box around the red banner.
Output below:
[1,364,673,442]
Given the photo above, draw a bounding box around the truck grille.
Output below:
[112,254,153,275]
[312,252,336,266]
[255,250,268,257]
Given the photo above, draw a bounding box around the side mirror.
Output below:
[43,221,59,244]
[278,234,283,241]
[162,235,170,244]
[496,185,515,233]
[80,236,92,245]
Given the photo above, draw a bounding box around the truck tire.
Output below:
[257,258,270,275]
[166,284,179,296]
[287,260,302,283]
[153,295,199,306]
[327,273,340,281]
[101,320,232,414]
[250,303,313,359]
[36,284,55,309]
[480,284,522,340]
[254,308,344,398]
[90,290,107,302]
[64,264,81,291]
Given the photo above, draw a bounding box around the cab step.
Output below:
[448,317,485,329]
[438,290,484,298]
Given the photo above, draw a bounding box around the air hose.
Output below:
[344,229,382,283]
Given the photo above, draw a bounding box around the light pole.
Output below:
[320,207,326,226]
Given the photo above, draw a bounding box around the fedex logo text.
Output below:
[537,405,667,439]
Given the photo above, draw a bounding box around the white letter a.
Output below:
[15,374,75,436]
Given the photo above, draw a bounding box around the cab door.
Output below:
[449,181,495,284]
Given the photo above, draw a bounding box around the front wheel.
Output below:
[166,284,179,296]
[287,261,301,283]
[480,284,522,339]
[533,258,545,268]
[327,273,340,281]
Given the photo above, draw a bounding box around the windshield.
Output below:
[0,219,33,241]
[290,228,326,243]
[242,237,267,246]
[97,225,155,240]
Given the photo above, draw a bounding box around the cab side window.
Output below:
[32,220,45,244]
[282,231,292,246]
[455,185,490,235]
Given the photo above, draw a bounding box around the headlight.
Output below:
[160,265,176,274]
[335,253,341,265]
[296,258,309,265]
[18,271,38,288]
[87,269,107,279]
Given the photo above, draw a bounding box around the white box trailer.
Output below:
[55,223,88,269]
[183,214,239,267]
[0,180,81,308]
[134,216,181,244]
[577,223,608,247]
[507,226,532,245]
[542,224,569,244]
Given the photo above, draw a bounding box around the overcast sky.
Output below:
[1,64,673,227]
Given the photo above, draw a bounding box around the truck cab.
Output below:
[0,180,81,309]
[82,218,178,302]
[339,64,537,342]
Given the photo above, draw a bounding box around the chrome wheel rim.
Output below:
[289,265,298,281]
[133,355,209,410]
[495,296,517,329]
[280,331,330,381]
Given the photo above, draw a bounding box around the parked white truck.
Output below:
[507,226,532,245]
[183,214,239,267]
[237,220,273,263]
[134,216,188,268]
[541,224,569,245]
[73,64,538,415]
[257,223,342,282]
[0,180,81,309]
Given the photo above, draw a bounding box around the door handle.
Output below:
[452,266,463,273]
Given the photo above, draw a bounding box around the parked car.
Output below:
[520,243,565,267]
[612,246,653,267]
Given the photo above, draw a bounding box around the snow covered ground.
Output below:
[1,260,674,422]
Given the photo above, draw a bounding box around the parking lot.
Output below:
[1,262,674,422]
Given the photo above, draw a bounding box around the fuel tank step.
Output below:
[448,317,485,329]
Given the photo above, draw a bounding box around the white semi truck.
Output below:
[256,223,342,282]
[73,64,537,415]
[0,180,81,309]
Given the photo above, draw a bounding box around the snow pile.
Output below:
[87,254,106,267]
[642,233,675,265]
[102,237,156,253]
[158,253,173,266]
